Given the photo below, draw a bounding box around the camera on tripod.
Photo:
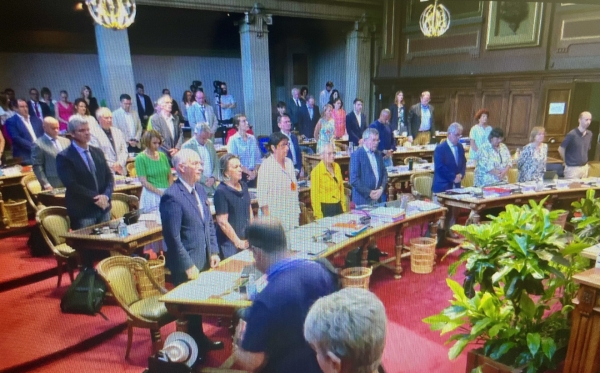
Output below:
[189,80,202,94]
[213,81,225,96]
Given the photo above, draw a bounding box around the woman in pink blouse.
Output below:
[332,98,346,139]
[55,90,73,132]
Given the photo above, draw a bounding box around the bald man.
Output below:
[32,117,72,190]
[559,111,593,179]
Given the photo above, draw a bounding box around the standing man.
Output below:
[559,111,593,179]
[28,88,51,121]
[90,108,129,175]
[297,95,320,140]
[182,123,220,195]
[112,94,142,154]
[5,99,44,165]
[288,88,304,131]
[350,128,387,206]
[150,95,183,158]
[319,81,334,109]
[432,122,466,236]
[346,98,367,146]
[57,116,114,230]
[369,109,394,167]
[159,149,223,360]
[278,114,303,175]
[162,88,181,119]
[32,117,71,190]
[135,83,154,127]
[407,91,436,145]
[188,90,218,133]
[215,81,236,136]
[233,218,336,373]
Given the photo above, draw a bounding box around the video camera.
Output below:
[213,80,225,96]
[189,80,203,94]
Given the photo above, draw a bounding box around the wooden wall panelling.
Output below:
[432,92,451,131]
[453,92,476,133]
[542,85,572,138]
[481,91,505,132]
[505,91,534,146]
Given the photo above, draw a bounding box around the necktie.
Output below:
[34,103,40,119]
[309,108,313,120]
[192,188,205,221]
[296,99,300,107]
[51,138,61,151]
[200,105,206,120]
[84,150,99,191]
[452,145,458,164]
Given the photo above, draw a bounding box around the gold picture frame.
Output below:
[486,2,544,50]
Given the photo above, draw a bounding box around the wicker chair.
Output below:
[36,207,79,287]
[299,202,315,226]
[111,193,139,220]
[410,173,433,200]
[21,173,43,211]
[126,162,137,177]
[97,256,175,358]
[344,187,352,212]
[462,171,475,188]
[507,168,519,184]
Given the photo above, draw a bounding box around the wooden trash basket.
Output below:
[340,267,372,289]
[4,199,28,228]
[410,237,436,274]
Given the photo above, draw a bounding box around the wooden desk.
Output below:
[0,171,32,229]
[36,182,143,208]
[299,139,349,152]
[160,205,447,326]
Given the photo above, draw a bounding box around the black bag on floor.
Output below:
[60,267,107,318]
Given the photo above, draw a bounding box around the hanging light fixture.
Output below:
[86,0,136,30]
[419,0,450,37]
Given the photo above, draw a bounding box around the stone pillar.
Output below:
[345,17,373,119]
[238,4,273,136]
[95,25,136,111]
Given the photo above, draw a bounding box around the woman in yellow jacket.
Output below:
[310,143,347,219]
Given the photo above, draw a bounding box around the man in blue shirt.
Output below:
[407,90,436,145]
[233,218,336,373]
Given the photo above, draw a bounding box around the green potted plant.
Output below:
[570,189,600,243]
[423,199,587,373]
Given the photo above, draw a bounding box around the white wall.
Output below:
[311,38,347,109]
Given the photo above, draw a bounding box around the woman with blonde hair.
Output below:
[314,103,335,154]
[517,126,547,182]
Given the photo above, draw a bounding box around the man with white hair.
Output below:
[90,107,128,175]
[304,288,387,373]
[31,117,71,190]
[149,95,183,158]
[288,87,304,130]
[350,128,387,206]
[159,148,223,361]
[182,123,220,195]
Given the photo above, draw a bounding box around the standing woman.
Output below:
[180,90,194,127]
[517,126,547,182]
[314,103,335,154]
[257,132,300,231]
[299,86,308,104]
[56,90,73,132]
[72,98,99,128]
[389,90,406,133]
[474,128,512,187]
[81,85,99,117]
[332,98,347,139]
[328,89,341,106]
[469,108,492,162]
[214,154,253,258]
[310,144,347,219]
[135,130,173,212]
[40,87,57,117]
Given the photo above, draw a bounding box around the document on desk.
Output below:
[187,271,240,300]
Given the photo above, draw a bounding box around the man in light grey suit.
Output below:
[90,108,129,175]
[150,94,183,158]
[188,90,218,133]
[32,117,71,190]
[112,94,142,153]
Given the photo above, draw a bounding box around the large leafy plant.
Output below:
[571,189,600,243]
[423,199,586,373]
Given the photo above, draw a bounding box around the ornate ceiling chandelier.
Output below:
[419,0,451,37]
[85,0,136,30]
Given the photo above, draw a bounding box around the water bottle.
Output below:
[117,218,128,238]
[247,273,257,300]
[408,158,414,171]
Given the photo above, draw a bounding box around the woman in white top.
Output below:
[469,108,492,162]
[72,98,100,129]
[257,132,300,231]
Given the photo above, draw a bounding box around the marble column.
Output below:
[239,6,272,136]
[95,25,136,111]
[345,21,372,119]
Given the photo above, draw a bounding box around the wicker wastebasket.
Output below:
[410,237,436,274]
[3,199,28,228]
[134,255,166,299]
[340,267,372,289]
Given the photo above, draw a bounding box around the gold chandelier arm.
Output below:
[86,0,136,30]
[419,0,451,38]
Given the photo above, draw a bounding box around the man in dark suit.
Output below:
[159,148,223,361]
[350,128,388,206]
[287,88,304,131]
[57,116,114,231]
[346,98,367,146]
[297,95,320,139]
[27,88,51,121]
[407,90,436,145]
[32,117,71,190]
[5,99,44,165]
[135,83,154,127]
[432,122,466,236]
[278,114,303,175]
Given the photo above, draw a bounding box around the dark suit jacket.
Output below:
[27,100,51,120]
[389,104,406,132]
[282,131,303,171]
[287,98,304,128]
[432,141,466,193]
[346,111,367,146]
[160,179,219,286]
[56,144,114,221]
[297,105,321,139]
[136,94,154,125]
[5,115,44,165]
[407,103,435,138]
[350,146,388,206]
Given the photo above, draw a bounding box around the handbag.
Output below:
[60,267,107,319]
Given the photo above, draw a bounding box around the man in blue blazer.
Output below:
[433,122,466,235]
[297,95,320,139]
[5,99,44,165]
[346,98,368,146]
[159,148,223,358]
[350,128,388,206]
[278,114,303,174]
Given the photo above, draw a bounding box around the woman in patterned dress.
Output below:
[314,104,335,154]
[474,127,512,187]
[517,126,547,182]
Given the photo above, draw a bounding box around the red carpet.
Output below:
[0,233,57,289]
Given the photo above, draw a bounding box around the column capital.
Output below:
[237,3,273,37]
[352,13,376,39]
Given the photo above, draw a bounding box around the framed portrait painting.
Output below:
[486,2,544,50]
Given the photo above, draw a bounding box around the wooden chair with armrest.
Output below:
[111,193,139,220]
[299,202,315,226]
[462,171,475,188]
[36,206,79,287]
[97,256,176,358]
[410,173,433,200]
[126,162,137,177]
[21,173,43,211]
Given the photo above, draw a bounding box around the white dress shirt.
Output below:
[179,178,205,221]
[17,114,37,140]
